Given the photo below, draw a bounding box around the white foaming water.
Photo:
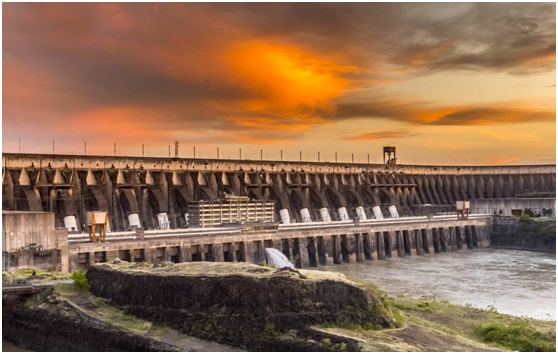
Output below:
[265,248,294,269]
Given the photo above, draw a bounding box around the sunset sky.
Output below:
[2,3,556,165]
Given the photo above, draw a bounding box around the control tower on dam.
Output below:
[2,153,555,233]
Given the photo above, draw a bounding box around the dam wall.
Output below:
[2,153,554,233]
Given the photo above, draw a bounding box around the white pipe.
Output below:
[157,213,170,230]
[63,215,77,232]
[300,208,311,223]
[279,209,291,224]
[338,207,349,221]
[320,207,331,222]
[372,206,384,219]
[128,213,141,227]
[356,206,367,220]
[389,205,399,218]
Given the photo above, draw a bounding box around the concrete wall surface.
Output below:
[471,198,556,217]
[2,211,56,251]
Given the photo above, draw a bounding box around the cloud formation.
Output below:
[2,2,556,157]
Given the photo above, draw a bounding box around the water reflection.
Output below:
[319,248,556,320]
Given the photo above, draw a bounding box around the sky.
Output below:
[2,2,556,165]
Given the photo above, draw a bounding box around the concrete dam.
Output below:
[2,153,555,272]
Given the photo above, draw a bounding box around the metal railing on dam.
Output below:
[65,214,493,272]
[3,152,554,237]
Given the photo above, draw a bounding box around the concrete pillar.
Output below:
[404,230,416,256]
[297,238,310,268]
[388,231,398,258]
[440,228,450,252]
[465,226,474,249]
[55,228,69,272]
[279,209,290,224]
[355,234,364,262]
[449,228,458,252]
[331,235,342,264]
[414,229,424,256]
[179,245,192,263]
[397,231,405,257]
[213,243,224,262]
[363,233,377,260]
[432,228,441,253]
[242,242,253,263]
[424,229,435,254]
[281,239,292,263]
[306,237,319,267]
[338,207,350,221]
[317,236,329,266]
[455,227,464,250]
[376,232,386,260]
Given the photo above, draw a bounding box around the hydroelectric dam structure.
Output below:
[2,153,555,272]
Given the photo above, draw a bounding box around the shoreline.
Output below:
[3,262,556,352]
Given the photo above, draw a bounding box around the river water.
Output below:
[319,248,556,320]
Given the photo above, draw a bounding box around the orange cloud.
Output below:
[345,130,418,141]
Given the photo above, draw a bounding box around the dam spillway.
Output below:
[2,153,555,232]
[1,153,553,273]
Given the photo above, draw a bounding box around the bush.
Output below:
[71,270,91,291]
[477,320,556,352]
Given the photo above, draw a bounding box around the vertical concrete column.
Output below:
[213,243,224,262]
[388,231,398,258]
[397,231,405,257]
[465,226,474,249]
[405,230,417,256]
[454,227,466,250]
[55,227,69,272]
[179,245,192,263]
[432,228,441,253]
[297,238,310,268]
[424,229,435,254]
[306,237,319,267]
[317,236,329,266]
[441,228,450,252]
[355,234,364,262]
[243,242,253,263]
[87,252,94,268]
[253,240,265,264]
[331,235,342,265]
[281,239,293,263]
[449,228,458,252]
[363,233,377,260]
[376,232,386,260]
[414,230,424,256]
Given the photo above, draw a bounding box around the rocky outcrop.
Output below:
[87,262,394,350]
[2,295,177,352]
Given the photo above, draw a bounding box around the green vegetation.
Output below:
[478,320,556,352]
[391,296,556,352]
[71,270,91,291]
[2,268,72,285]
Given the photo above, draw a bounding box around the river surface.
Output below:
[319,248,556,320]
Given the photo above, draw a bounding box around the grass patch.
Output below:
[478,320,556,352]
[391,295,556,351]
